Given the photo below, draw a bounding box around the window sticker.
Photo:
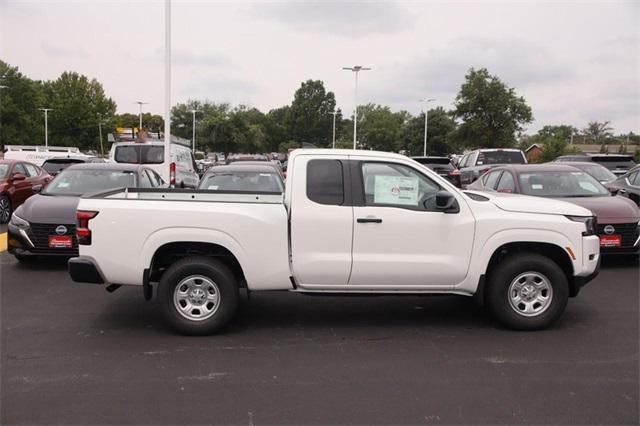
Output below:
[208,185,219,190]
[373,175,419,205]
[531,184,543,190]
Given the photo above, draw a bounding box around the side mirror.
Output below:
[12,173,26,181]
[435,190,459,212]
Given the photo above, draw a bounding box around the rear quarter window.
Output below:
[306,160,344,205]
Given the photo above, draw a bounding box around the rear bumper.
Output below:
[68,257,105,284]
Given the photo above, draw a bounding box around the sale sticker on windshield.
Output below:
[374,176,419,205]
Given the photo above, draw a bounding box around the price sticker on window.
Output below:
[374,176,419,206]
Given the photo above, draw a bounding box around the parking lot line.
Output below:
[0,232,6,252]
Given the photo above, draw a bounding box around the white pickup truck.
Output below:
[69,149,600,334]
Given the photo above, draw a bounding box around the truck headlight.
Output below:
[566,215,596,236]
[10,213,30,230]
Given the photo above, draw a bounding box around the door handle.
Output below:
[357,217,382,223]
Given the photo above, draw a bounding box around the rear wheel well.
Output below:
[485,242,578,297]
[150,242,246,288]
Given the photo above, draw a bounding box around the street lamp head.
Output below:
[343,66,371,72]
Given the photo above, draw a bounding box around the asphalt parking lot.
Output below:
[1,245,638,425]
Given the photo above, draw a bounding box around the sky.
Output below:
[1,0,638,134]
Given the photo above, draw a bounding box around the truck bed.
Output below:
[77,188,292,290]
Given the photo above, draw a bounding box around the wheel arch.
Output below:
[148,241,247,289]
[483,241,578,298]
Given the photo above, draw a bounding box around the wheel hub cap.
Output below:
[188,288,206,305]
[173,275,220,321]
[508,271,553,317]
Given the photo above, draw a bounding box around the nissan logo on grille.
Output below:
[55,225,68,235]
[603,225,615,235]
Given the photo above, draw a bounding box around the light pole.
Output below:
[163,0,172,184]
[134,101,149,135]
[419,98,436,156]
[343,65,371,149]
[190,109,199,152]
[329,110,338,149]
[98,114,109,157]
[39,108,53,147]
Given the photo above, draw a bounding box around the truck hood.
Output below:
[465,190,593,217]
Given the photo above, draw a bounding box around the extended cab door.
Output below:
[348,157,475,288]
[289,155,354,286]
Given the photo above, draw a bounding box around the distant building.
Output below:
[525,144,542,162]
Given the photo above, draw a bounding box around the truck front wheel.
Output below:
[486,253,569,330]
[159,256,239,335]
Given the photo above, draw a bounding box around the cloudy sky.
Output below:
[1,0,638,133]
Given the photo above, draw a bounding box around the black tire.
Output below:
[15,253,37,263]
[486,253,569,331]
[158,256,239,335]
[0,195,11,224]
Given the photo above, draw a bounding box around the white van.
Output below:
[3,145,93,166]
[109,140,199,188]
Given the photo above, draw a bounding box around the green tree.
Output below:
[452,68,533,149]
[0,60,45,148]
[582,121,613,143]
[278,140,300,152]
[354,104,405,151]
[263,106,290,152]
[42,71,116,151]
[285,80,337,147]
[399,107,457,156]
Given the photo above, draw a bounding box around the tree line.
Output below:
[1,60,638,161]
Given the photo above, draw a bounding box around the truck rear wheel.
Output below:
[159,256,239,335]
[486,253,569,330]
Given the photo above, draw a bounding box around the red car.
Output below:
[0,159,52,223]
[468,164,640,255]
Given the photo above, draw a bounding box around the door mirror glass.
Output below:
[435,190,458,212]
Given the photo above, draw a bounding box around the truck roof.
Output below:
[288,148,410,162]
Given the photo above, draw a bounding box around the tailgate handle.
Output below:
[357,217,382,223]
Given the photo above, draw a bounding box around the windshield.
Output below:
[0,164,8,179]
[42,160,84,174]
[43,169,137,196]
[199,171,283,192]
[579,164,616,182]
[114,145,164,164]
[518,171,609,197]
[477,151,525,165]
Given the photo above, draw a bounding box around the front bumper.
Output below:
[68,257,105,284]
[7,222,79,257]
[571,255,601,297]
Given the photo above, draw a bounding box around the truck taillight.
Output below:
[169,162,176,187]
[76,210,98,245]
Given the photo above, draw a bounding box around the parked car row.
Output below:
[7,163,166,261]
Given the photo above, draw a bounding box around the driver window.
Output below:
[484,171,502,189]
[361,162,440,211]
[138,170,153,188]
[496,172,516,193]
[629,172,640,187]
[13,163,27,176]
